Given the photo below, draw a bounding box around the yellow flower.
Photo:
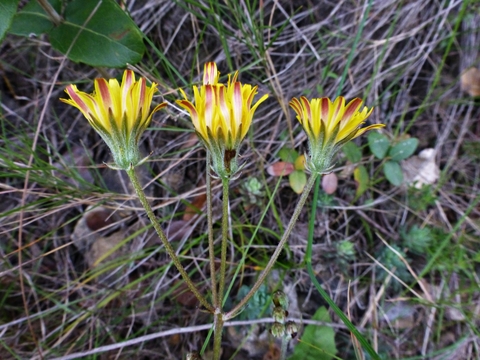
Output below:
[61,70,166,169]
[177,62,268,178]
[289,96,384,174]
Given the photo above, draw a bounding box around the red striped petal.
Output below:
[177,99,198,120]
[300,96,311,121]
[320,97,330,122]
[65,85,90,114]
[203,62,218,85]
[96,78,112,109]
[205,85,215,127]
[342,98,362,122]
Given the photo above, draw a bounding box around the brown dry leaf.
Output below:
[172,280,198,308]
[461,67,480,97]
[266,161,294,176]
[165,220,192,242]
[72,206,121,254]
[263,344,281,360]
[322,173,338,194]
[72,205,132,285]
[88,231,127,268]
[85,207,116,231]
[401,148,439,188]
[168,333,182,346]
[180,132,200,150]
[183,192,206,221]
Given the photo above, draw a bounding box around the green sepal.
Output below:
[201,125,244,179]
[307,124,339,174]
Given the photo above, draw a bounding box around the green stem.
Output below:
[280,337,288,360]
[206,154,219,309]
[305,176,320,263]
[225,173,318,320]
[213,311,224,360]
[212,177,230,360]
[126,166,214,313]
[218,178,230,304]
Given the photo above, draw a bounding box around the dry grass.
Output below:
[1,0,480,359]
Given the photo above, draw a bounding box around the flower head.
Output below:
[176,62,268,179]
[61,70,166,170]
[290,96,384,174]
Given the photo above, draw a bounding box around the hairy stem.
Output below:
[212,177,230,360]
[206,154,219,308]
[218,178,230,303]
[213,311,224,360]
[126,166,213,313]
[280,336,288,360]
[225,173,318,320]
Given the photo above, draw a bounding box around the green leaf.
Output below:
[388,138,418,162]
[48,0,145,67]
[354,165,369,198]
[289,170,307,194]
[367,131,390,159]
[342,141,362,163]
[9,0,60,37]
[278,147,299,163]
[288,306,337,360]
[235,284,269,320]
[0,0,19,42]
[384,161,403,186]
[306,264,380,360]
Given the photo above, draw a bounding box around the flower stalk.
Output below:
[206,153,219,308]
[225,173,318,320]
[126,166,214,313]
[218,177,230,304]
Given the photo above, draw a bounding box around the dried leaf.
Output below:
[166,220,192,242]
[85,208,115,231]
[401,148,439,188]
[461,67,480,97]
[183,192,206,221]
[266,161,294,176]
[72,206,120,254]
[172,280,198,308]
[262,345,281,360]
[181,132,200,149]
[89,231,127,268]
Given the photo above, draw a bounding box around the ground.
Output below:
[1,0,480,359]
